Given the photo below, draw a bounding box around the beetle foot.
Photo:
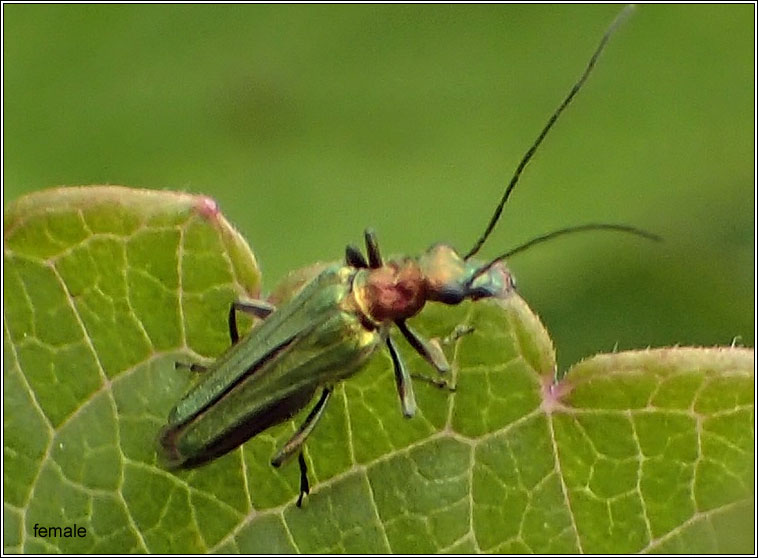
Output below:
[411,373,456,392]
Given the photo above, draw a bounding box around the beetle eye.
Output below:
[466,285,494,300]
[435,286,465,305]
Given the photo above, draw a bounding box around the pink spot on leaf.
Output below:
[194,196,220,220]
[540,372,572,413]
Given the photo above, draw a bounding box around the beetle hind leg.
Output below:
[296,452,310,507]
[271,387,332,507]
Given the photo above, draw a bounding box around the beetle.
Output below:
[158,5,655,507]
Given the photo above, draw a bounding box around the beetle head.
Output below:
[418,244,515,305]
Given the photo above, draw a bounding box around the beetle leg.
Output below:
[364,229,383,268]
[410,372,456,392]
[386,337,417,418]
[177,298,277,371]
[271,387,332,506]
[187,363,207,373]
[440,324,475,345]
[296,452,310,507]
[174,360,212,374]
[232,299,276,319]
[228,299,277,344]
[345,245,369,268]
[395,319,451,374]
[271,387,332,467]
[395,321,474,391]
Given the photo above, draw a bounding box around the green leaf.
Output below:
[4,187,753,553]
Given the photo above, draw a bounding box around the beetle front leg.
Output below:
[345,245,369,268]
[271,387,332,507]
[410,372,456,391]
[440,324,475,345]
[386,337,417,418]
[395,320,475,391]
[395,319,451,374]
[364,229,383,268]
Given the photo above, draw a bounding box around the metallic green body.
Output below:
[161,264,385,467]
[158,8,647,507]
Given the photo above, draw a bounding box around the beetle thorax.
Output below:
[352,260,427,324]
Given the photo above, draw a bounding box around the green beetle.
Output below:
[159,5,655,507]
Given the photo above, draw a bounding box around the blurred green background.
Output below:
[4,4,754,370]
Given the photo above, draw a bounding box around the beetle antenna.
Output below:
[467,223,660,285]
[464,5,636,261]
